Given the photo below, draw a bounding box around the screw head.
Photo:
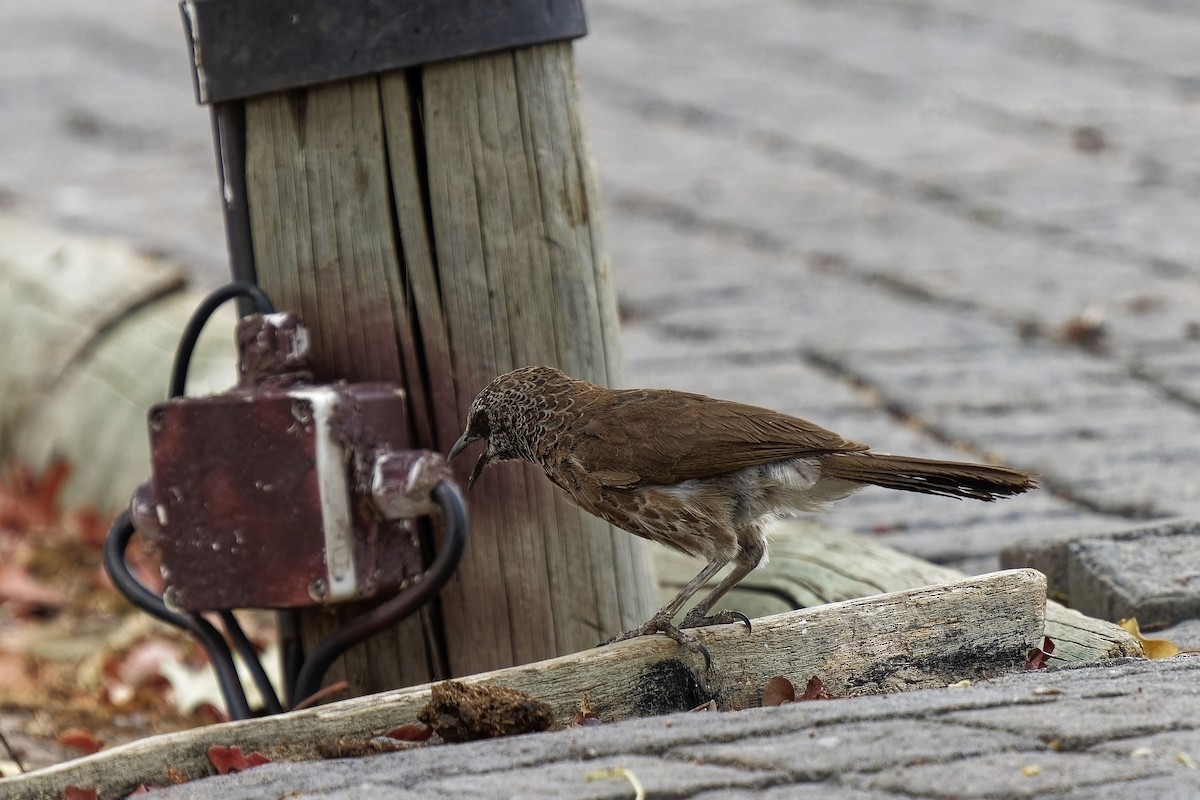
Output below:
[291,399,312,424]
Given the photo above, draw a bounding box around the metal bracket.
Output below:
[181,0,587,104]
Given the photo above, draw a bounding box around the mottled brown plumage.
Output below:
[448,365,1037,655]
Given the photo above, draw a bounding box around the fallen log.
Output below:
[7,569,1044,799]
[658,520,1140,663]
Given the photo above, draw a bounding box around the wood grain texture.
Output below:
[244,76,435,693]
[8,569,1046,800]
[415,43,657,674]
[242,41,658,688]
[0,217,236,510]
[655,519,1142,663]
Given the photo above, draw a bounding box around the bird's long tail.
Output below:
[820,453,1036,501]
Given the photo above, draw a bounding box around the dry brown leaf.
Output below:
[0,565,68,609]
[384,723,434,742]
[1118,619,1181,660]
[571,694,602,727]
[799,676,829,701]
[1025,637,1056,670]
[761,676,795,707]
[56,728,103,755]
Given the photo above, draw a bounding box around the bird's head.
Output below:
[447,365,575,489]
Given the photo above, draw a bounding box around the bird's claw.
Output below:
[680,608,753,633]
[602,616,713,670]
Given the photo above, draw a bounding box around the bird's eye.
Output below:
[470,414,490,438]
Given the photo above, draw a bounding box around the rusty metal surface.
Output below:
[148,382,424,611]
[235,312,312,386]
[371,450,451,520]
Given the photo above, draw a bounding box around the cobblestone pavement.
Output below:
[5,0,1198,574]
[3,0,1200,796]
[154,657,1200,800]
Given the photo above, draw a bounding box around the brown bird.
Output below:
[448,365,1036,656]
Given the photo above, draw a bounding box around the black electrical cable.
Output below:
[290,480,469,708]
[164,281,284,715]
[277,610,304,708]
[102,511,252,720]
[168,281,275,399]
[219,610,284,715]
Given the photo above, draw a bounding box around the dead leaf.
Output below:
[207,745,270,775]
[384,723,434,742]
[571,694,602,727]
[0,565,69,610]
[688,700,717,713]
[761,676,795,707]
[56,728,102,755]
[1119,619,1182,660]
[1025,637,1056,670]
[61,787,98,800]
[291,679,349,711]
[799,676,829,701]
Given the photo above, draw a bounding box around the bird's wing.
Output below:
[570,388,868,486]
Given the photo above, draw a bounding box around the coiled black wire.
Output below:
[106,280,466,716]
[103,511,252,720]
[104,282,281,719]
[290,480,468,706]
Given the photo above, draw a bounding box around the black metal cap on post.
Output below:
[181,0,586,104]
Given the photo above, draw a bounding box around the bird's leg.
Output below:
[680,536,763,631]
[678,561,755,631]
[605,557,728,655]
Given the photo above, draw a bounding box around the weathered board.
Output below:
[8,569,1046,800]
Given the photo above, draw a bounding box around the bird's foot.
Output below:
[680,608,753,633]
[603,614,712,670]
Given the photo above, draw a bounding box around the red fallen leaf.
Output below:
[689,700,718,713]
[762,676,796,707]
[57,728,103,755]
[117,639,184,687]
[800,676,829,701]
[62,787,98,800]
[1025,637,1056,671]
[72,507,110,549]
[385,723,434,742]
[207,745,271,775]
[0,565,69,609]
[0,460,71,531]
[570,695,602,727]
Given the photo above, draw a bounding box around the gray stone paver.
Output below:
[148,657,1200,799]
[4,0,1198,566]
[855,750,1172,799]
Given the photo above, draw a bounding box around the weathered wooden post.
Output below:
[181,0,658,694]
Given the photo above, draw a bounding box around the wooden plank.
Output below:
[655,520,1142,664]
[0,216,184,469]
[13,292,238,512]
[7,570,1046,800]
[417,44,658,676]
[243,76,437,693]
[241,41,658,691]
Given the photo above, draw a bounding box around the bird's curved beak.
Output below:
[447,432,490,491]
[447,432,475,464]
